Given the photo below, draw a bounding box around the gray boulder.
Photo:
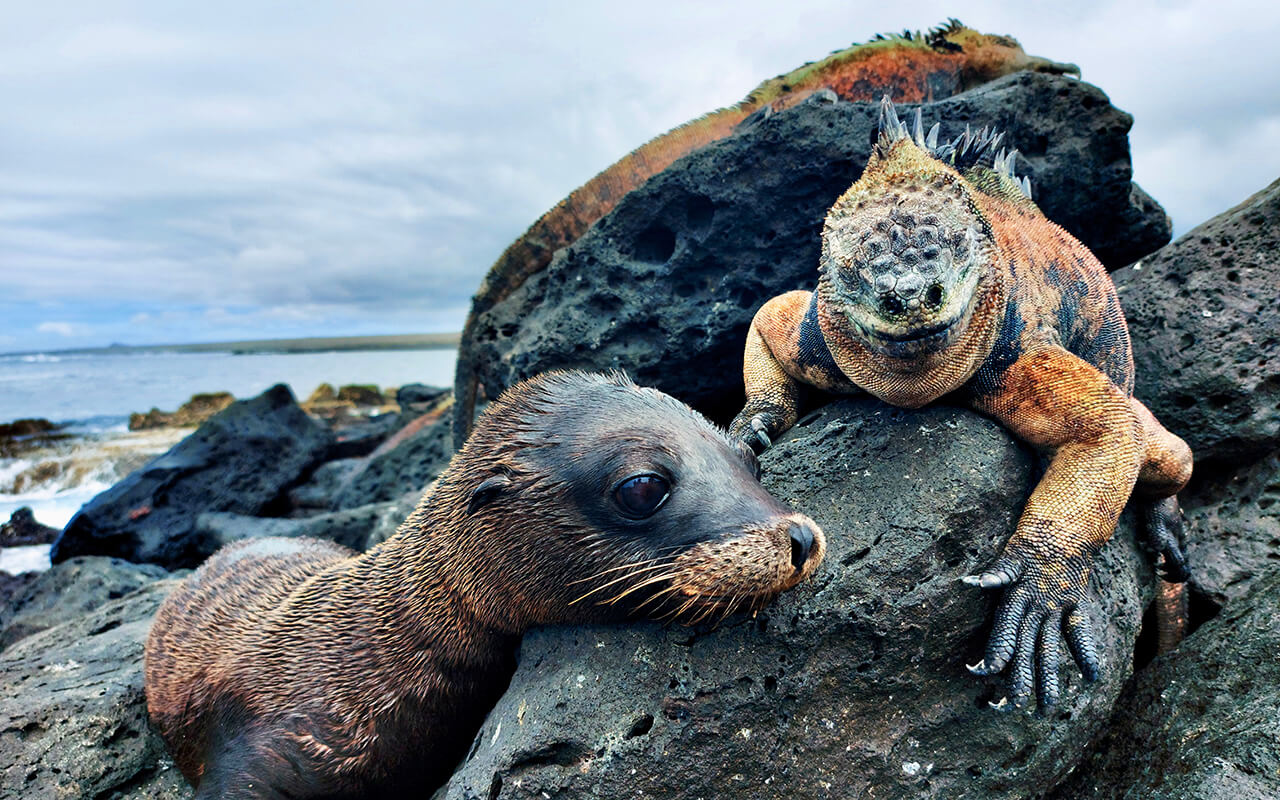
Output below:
[467,72,1171,425]
[1054,569,1280,800]
[1113,177,1280,465]
[1,507,60,547]
[1180,451,1280,607]
[0,578,192,800]
[194,501,406,552]
[331,407,452,510]
[53,385,332,569]
[442,400,1152,799]
[1,556,170,650]
[396,383,449,409]
[287,457,366,509]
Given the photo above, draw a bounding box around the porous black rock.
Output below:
[396,383,449,408]
[0,578,192,799]
[194,502,405,552]
[1113,176,1280,466]
[1054,569,1280,800]
[1,507,60,547]
[0,556,170,650]
[330,407,452,510]
[1181,451,1280,608]
[321,411,409,461]
[467,72,1171,425]
[442,400,1152,799]
[287,457,366,509]
[52,384,332,569]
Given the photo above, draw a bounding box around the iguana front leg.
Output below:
[729,291,858,453]
[964,346,1144,709]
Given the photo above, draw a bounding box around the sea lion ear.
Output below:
[468,474,512,515]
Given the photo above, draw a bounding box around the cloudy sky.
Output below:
[4,1,1278,353]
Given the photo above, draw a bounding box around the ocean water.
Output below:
[0,348,458,540]
[0,348,457,424]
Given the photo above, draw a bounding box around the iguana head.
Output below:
[817,98,1024,364]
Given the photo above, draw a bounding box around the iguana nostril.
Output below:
[926,283,944,308]
[880,294,906,316]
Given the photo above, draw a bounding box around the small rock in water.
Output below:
[1,507,60,547]
[128,392,235,431]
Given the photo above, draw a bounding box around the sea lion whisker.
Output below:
[567,563,677,606]
[565,547,682,586]
[600,571,683,607]
[565,555,667,587]
[632,584,683,614]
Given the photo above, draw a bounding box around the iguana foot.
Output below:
[1143,497,1190,583]
[728,406,787,455]
[964,551,1100,710]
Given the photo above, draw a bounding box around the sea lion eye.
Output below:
[614,474,670,518]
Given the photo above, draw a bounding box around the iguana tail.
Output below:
[1155,579,1188,654]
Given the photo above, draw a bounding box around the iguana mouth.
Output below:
[865,312,967,357]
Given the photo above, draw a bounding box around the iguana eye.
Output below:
[614,474,670,518]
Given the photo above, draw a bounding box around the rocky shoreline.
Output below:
[3,70,1279,800]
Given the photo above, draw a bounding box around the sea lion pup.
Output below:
[145,370,825,799]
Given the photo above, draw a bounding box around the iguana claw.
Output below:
[750,417,772,449]
[1144,497,1190,584]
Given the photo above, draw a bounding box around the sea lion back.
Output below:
[144,537,356,782]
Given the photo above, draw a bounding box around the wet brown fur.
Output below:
[145,371,824,798]
[730,110,1192,707]
[453,21,1080,444]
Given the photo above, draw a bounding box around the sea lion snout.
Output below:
[788,519,818,571]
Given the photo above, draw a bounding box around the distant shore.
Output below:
[1,332,461,359]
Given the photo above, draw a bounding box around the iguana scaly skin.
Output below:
[453,21,1079,444]
[728,99,1193,711]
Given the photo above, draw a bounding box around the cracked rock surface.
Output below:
[0,578,191,800]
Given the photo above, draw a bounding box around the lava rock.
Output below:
[288,457,366,509]
[128,392,235,431]
[1,507,60,547]
[1179,451,1280,608]
[0,572,38,614]
[53,384,332,569]
[396,383,449,409]
[1113,177,1280,466]
[0,419,67,458]
[321,412,410,461]
[0,556,170,650]
[0,578,192,799]
[336,384,386,406]
[441,400,1152,799]
[1055,569,1280,799]
[468,72,1172,425]
[194,502,404,552]
[330,404,453,510]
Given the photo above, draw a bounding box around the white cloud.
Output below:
[0,0,1277,353]
[37,321,80,337]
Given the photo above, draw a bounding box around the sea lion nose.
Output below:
[788,521,816,571]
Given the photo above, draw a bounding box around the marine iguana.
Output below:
[453,20,1079,445]
[728,98,1192,710]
